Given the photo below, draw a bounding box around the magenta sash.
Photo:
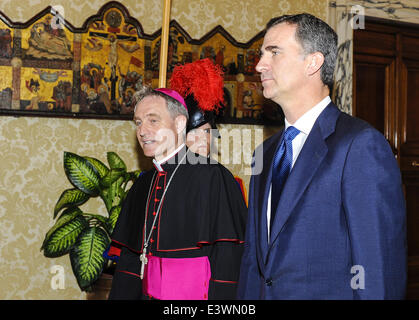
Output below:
[143,255,211,300]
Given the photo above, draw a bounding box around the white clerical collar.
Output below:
[284,96,331,135]
[152,143,186,172]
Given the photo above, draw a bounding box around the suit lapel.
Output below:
[268,103,341,250]
[257,130,283,265]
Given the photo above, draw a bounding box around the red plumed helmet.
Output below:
[169,58,225,112]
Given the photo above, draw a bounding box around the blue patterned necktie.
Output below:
[270,126,300,229]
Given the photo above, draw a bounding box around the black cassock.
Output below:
[107,147,247,300]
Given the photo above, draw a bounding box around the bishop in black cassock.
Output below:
[107,144,247,299]
[107,60,247,299]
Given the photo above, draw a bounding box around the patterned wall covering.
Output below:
[0,116,141,299]
[0,0,328,299]
[0,0,327,42]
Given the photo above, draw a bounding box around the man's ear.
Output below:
[306,52,324,76]
[174,115,187,135]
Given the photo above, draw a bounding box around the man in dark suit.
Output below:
[237,13,407,299]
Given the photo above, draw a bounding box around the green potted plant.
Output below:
[41,151,141,292]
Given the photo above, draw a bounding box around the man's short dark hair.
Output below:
[267,13,337,88]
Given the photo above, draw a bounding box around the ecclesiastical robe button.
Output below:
[266,278,273,286]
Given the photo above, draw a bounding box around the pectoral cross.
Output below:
[139,247,148,280]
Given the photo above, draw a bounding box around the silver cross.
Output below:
[139,248,148,280]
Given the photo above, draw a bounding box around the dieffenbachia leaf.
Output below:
[70,226,110,291]
[100,168,125,188]
[83,213,112,235]
[101,175,124,213]
[130,170,143,179]
[64,152,100,196]
[109,206,121,233]
[42,207,83,250]
[84,156,110,179]
[107,152,127,171]
[42,215,88,257]
[53,188,90,218]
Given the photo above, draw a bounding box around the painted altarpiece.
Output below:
[0,1,284,125]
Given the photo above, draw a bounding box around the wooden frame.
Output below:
[0,1,283,125]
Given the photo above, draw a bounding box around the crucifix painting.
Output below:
[0,1,281,125]
[79,7,144,115]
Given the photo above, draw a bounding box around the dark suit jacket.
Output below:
[237,102,407,299]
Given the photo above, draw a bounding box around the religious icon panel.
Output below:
[0,1,283,125]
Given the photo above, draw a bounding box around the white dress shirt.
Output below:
[267,96,331,241]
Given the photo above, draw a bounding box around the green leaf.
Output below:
[83,213,112,235]
[54,188,90,218]
[64,152,100,196]
[42,215,88,257]
[107,152,127,171]
[70,226,110,291]
[100,168,125,188]
[109,206,121,232]
[84,157,110,179]
[100,175,124,214]
[111,176,125,205]
[42,207,83,250]
[131,170,142,179]
[100,188,112,215]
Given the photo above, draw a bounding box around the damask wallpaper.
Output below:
[0,0,327,42]
[0,0,328,299]
[0,116,141,299]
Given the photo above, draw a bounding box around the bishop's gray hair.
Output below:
[266,13,337,89]
[132,86,189,121]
